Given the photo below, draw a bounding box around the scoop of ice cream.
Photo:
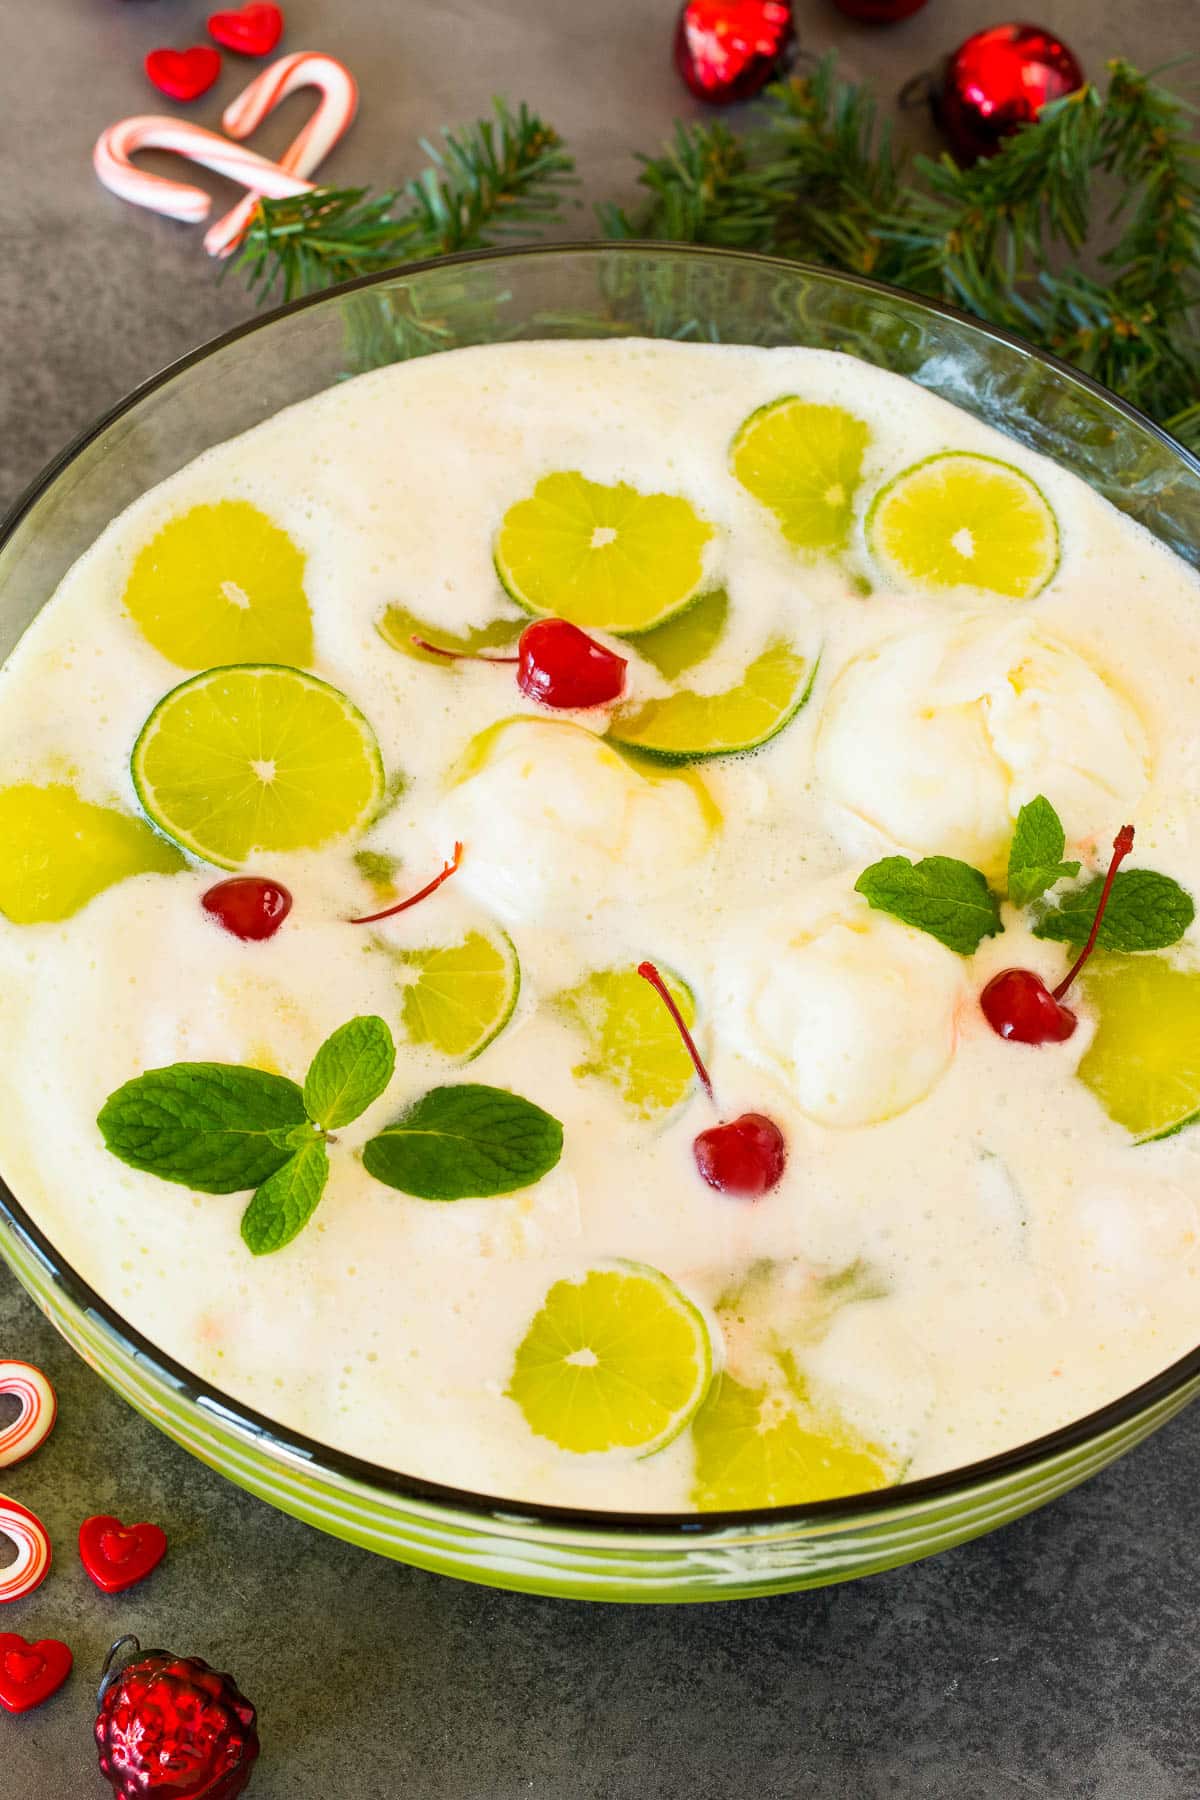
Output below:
[816,617,1150,874]
[714,891,965,1127]
[436,717,716,927]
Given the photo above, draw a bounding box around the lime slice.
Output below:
[607,640,815,762]
[494,472,714,634]
[634,587,729,679]
[730,398,870,551]
[0,783,184,923]
[391,928,520,1061]
[508,1262,713,1455]
[123,501,313,669]
[1077,955,1200,1142]
[691,1372,893,1509]
[866,452,1059,599]
[377,602,520,666]
[132,664,385,868]
[554,963,698,1116]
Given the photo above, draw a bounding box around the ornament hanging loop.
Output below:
[898,70,933,112]
[96,1636,142,1711]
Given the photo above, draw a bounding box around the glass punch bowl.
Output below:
[2,245,1199,1602]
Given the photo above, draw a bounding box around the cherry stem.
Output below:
[349,843,464,925]
[411,635,519,664]
[636,960,715,1104]
[1051,824,1135,1001]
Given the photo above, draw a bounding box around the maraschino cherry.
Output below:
[202,876,292,941]
[637,960,786,1198]
[349,842,463,925]
[412,618,627,710]
[981,824,1134,1045]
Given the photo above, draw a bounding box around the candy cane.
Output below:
[0,1496,51,1604]
[205,52,359,259]
[0,1363,56,1470]
[93,115,315,225]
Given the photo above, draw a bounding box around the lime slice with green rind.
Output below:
[508,1262,714,1455]
[691,1372,894,1509]
[390,927,520,1062]
[554,963,698,1116]
[1077,955,1200,1142]
[123,501,313,669]
[0,783,185,923]
[607,640,815,762]
[634,587,729,679]
[132,664,385,868]
[866,452,1059,599]
[730,397,870,551]
[377,602,521,666]
[494,472,714,633]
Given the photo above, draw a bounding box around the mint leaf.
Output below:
[1007,796,1080,908]
[854,855,1003,955]
[363,1084,563,1200]
[303,1015,395,1129]
[98,1064,306,1193]
[1033,869,1195,951]
[241,1140,330,1255]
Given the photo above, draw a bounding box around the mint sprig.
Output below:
[1033,868,1195,952]
[363,1084,563,1200]
[1007,796,1080,908]
[854,855,1003,956]
[98,1015,397,1256]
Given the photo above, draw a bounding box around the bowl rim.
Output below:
[2,238,1198,1538]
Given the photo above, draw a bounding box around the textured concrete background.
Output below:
[2,1,1199,1794]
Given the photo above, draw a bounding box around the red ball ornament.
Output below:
[674,0,794,105]
[933,22,1084,163]
[831,0,928,21]
[95,1636,260,1800]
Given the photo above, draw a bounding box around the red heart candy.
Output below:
[145,46,222,103]
[79,1515,167,1594]
[208,3,285,56]
[0,1634,72,1714]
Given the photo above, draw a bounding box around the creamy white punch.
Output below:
[1,339,1199,1512]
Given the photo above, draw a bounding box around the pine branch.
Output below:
[612,55,1198,448]
[236,100,576,303]
[232,63,1199,452]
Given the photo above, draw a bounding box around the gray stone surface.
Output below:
[1,1,1198,1793]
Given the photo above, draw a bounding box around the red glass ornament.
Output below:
[207,4,285,57]
[832,0,928,21]
[202,876,292,941]
[144,47,223,103]
[80,1515,168,1595]
[0,1634,72,1714]
[674,0,794,105]
[95,1637,259,1800]
[934,22,1084,163]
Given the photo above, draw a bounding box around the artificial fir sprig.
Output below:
[237,99,576,303]
[235,64,1198,448]
[608,57,1199,448]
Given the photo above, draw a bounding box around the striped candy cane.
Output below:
[0,1496,52,1604]
[93,115,315,225]
[0,1362,56,1470]
[205,52,359,258]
